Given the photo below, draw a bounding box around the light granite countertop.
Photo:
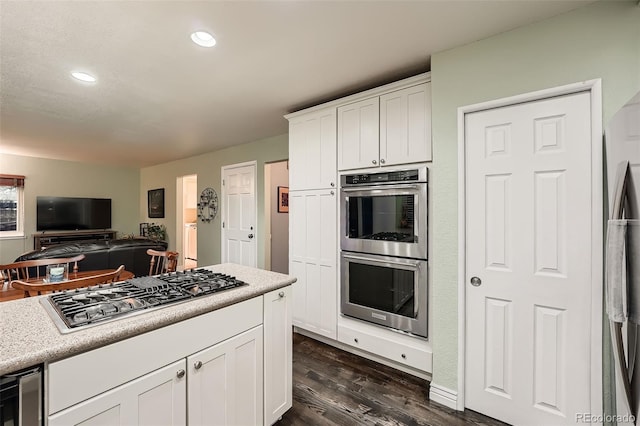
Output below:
[0,263,295,376]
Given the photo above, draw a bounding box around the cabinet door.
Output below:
[289,189,337,339]
[48,360,187,426]
[288,107,337,190]
[264,286,293,425]
[188,326,264,426]
[379,83,432,166]
[338,97,380,170]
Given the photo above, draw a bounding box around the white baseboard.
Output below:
[429,383,458,410]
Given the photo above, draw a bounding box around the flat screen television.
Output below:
[37,197,112,231]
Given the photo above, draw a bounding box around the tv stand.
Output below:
[34,230,117,250]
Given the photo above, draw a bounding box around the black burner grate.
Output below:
[46,268,247,330]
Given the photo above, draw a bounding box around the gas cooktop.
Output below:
[41,268,247,333]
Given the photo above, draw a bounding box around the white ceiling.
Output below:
[0,0,594,168]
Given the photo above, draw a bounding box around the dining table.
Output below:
[10,269,135,298]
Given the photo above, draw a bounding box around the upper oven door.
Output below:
[340,182,427,259]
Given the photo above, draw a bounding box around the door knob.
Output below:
[248,234,254,239]
[194,361,203,370]
[470,276,482,287]
[380,158,386,164]
[177,369,186,378]
[372,160,377,165]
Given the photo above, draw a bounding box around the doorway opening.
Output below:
[264,160,289,273]
[177,174,197,270]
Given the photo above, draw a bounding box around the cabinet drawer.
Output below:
[337,324,431,372]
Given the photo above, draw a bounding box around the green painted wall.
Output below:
[0,153,140,263]
[429,0,640,392]
[140,133,288,268]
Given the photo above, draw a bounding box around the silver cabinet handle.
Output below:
[470,276,482,287]
[341,184,419,192]
[278,291,284,298]
[177,369,186,378]
[330,190,335,195]
[401,353,406,359]
[330,182,335,187]
[194,361,203,370]
[380,158,386,164]
[372,160,377,165]
[248,234,254,239]
[354,338,359,343]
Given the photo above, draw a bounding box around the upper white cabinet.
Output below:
[288,107,337,191]
[380,83,432,167]
[337,97,380,170]
[339,82,431,170]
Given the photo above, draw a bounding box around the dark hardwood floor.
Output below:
[278,333,507,426]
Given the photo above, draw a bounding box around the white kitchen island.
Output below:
[0,263,295,426]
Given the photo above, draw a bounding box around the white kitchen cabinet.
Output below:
[380,83,431,166]
[188,326,264,426]
[264,286,292,425]
[289,189,337,339]
[48,359,187,426]
[47,289,293,426]
[337,97,380,170]
[338,82,432,170]
[288,107,337,191]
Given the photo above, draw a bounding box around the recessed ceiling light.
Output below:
[190,31,216,48]
[71,72,96,83]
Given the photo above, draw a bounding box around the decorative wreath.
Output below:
[197,187,218,222]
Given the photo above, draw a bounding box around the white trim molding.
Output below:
[457,79,603,415]
[429,383,458,410]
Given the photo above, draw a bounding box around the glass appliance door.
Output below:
[340,184,427,259]
[341,252,428,337]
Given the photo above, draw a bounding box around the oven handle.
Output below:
[341,184,421,192]
[342,253,422,269]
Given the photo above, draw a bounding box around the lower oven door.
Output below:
[341,252,428,338]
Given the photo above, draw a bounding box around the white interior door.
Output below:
[464,91,594,425]
[221,162,257,267]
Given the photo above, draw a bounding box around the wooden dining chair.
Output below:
[11,265,125,297]
[147,249,179,275]
[0,254,86,283]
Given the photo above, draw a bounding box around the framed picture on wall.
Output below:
[148,188,165,218]
[277,186,289,213]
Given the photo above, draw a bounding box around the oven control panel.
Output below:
[342,168,426,186]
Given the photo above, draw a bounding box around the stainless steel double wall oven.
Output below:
[340,166,428,337]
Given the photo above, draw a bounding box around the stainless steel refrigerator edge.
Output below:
[606,90,640,425]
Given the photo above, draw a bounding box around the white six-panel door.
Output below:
[465,91,593,425]
[221,162,257,267]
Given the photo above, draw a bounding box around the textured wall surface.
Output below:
[140,133,288,268]
[429,0,639,392]
[0,153,139,263]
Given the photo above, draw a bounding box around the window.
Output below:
[0,174,25,238]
